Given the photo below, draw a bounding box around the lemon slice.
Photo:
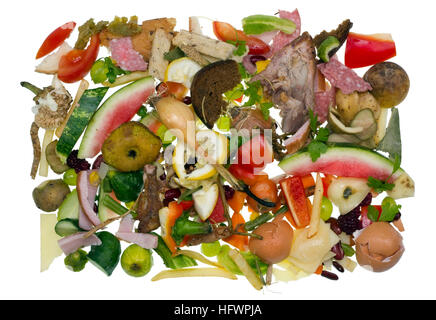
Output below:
[186,164,217,181]
[164,57,202,88]
[196,130,228,165]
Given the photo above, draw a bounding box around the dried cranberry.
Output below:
[163,198,174,207]
[67,150,91,173]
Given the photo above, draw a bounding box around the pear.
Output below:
[327,177,371,214]
[387,172,415,199]
[192,183,219,220]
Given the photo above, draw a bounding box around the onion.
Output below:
[77,170,101,226]
[154,96,196,145]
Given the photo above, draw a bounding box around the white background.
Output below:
[1,0,434,300]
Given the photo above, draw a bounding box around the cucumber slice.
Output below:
[317,36,340,62]
[350,108,377,140]
[87,231,121,276]
[57,189,80,221]
[97,186,119,223]
[55,219,81,237]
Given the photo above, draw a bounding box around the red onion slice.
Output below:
[58,232,101,255]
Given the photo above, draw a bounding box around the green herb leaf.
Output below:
[379,197,401,222]
[308,109,318,133]
[104,57,129,83]
[260,102,274,120]
[164,47,187,62]
[367,205,380,222]
[341,243,355,257]
[317,127,330,143]
[367,176,395,193]
[308,140,328,162]
[227,40,248,56]
[243,81,262,107]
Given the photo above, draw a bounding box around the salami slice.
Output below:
[109,37,148,72]
[317,58,372,94]
[314,85,336,123]
[269,9,301,56]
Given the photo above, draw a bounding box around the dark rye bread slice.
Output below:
[190,59,241,129]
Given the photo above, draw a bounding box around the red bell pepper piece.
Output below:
[213,21,270,55]
[58,34,100,83]
[280,176,311,228]
[179,200,194,211]
[36,21,76,59]
[345,32,396,69]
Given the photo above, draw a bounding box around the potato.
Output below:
[363,62,410,108]
[32,179,70,212]
[334,90,381,125]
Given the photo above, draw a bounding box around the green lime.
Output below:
[121,244,153,277]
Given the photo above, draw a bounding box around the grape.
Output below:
[217,116,231,132]
[63,168,77,186]
[90,60,108,84]
[201,241,221,257]
[320,196,333,221]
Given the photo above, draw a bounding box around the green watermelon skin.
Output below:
[78,76,155,159]
[56,87,109,163]
[278,144,404,181]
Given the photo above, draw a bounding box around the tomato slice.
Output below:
[36,21,76,59]
[213,21,270,55]
[58,34,100,83]
[345,32,396,69]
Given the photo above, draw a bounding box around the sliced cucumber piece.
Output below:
[87,231,121,276]
[55,218,81,237]
[57,189,80,221]
[350,108,377,141]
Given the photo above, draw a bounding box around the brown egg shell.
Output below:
[355,222,405,272]
[248,219,293,265]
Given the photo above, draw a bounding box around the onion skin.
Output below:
[155,96,196,145]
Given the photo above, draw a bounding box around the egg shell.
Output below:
[355,222,405,272]
[249,219,293,264]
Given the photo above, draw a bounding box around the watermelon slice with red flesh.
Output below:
[278,144,405,182]
[78,76,155,159]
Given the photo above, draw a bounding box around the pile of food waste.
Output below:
[28,10,413,289]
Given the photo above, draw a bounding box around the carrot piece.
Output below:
[227,190,247,214]
[284,210,297,229]
[162,201,184,254]
[301,174,315,189]
[223,212,249,251]
[322,174,335,197]
[314,265,323,275]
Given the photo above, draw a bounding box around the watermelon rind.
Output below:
[278,144,405,181]
[78,76,155,159]
[56,87,109,163]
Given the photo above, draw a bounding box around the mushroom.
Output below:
[355,222,405,272]
[21,76,72,178]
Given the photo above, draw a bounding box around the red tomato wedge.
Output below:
[36,21,76,59]
[345,32,396,69]
[213,21,270,55]
[58,34,100,83]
